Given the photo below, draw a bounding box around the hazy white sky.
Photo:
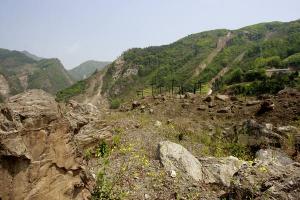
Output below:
[0,0,299,69]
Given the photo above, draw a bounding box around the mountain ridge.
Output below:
[69,60,111,81]
[0,48,74,101]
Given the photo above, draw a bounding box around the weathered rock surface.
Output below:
[238,119,283,149]
[227,149,300,199]
[0,90,94,200]
[215,94,229,101]
[158,141,203,181]
[158,141,245,186]
[200,156,245,187]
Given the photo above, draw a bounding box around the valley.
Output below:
[0,19,300,200]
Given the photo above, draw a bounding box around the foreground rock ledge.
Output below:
[0,90,94,200]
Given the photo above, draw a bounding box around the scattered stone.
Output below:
[132,101,141,109]
[140,105,146,113]
[184,92,195,99]
[154,120,162,127]
[208,102,216,108]
[166,119,173,124]
[246,100,261,106]
[264,123,273,130]
[170,170,177,178]
[217,107,231,113]
[215,94,229,101]
[149,108,154,114]
[144,194,150,199]
[181,102,190,109]
[230,96,239,101]
[203,96,212,102]
[197,105,207,111]
[277,125,298,133]
[257,100,275,114]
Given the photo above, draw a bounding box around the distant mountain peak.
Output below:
[69,60,111,81]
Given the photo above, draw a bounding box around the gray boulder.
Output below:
[158,141,203,181]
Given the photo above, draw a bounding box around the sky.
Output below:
[0,0,300,69]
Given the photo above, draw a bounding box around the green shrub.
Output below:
[56,80,87,102]
[109,98,121,109]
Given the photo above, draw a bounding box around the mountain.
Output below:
[21,50,43,61]
[57,20,300,104]
[69,60,110,81]
[0,48,74,101]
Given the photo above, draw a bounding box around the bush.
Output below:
[56,80,86,102]
[109,98,121,109]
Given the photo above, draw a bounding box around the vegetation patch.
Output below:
[56,80,87,102]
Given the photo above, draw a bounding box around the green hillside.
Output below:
[69,60,110,81]
[57,20,300,103]
[0,48,74,100]
[100,20,300,99]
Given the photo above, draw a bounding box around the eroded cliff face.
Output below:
[0,74,10,98]
[0,90,94,200]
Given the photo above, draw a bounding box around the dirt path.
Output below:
[206,51,245,94]
[194,32,232,77]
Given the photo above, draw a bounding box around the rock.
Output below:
[207,89,213,96]
[197,105,207,111]
[217,107,231,113]
[140,105,146,113]
[257,100,274,114]
[0,90,93,200]
[149,108,154,114]
[228,149,300,199]
[184,92,195,99]
[208,102,216,108]
[166,119,173,124]
[277,125,298,133]
[238,119,283,149]
[230,96,239,101]
[132,101,141,109]
[170,170,177,178]
[200,156,246,187]
[181,102,190,109]
[215,94,229,101]
[255,149,294,166]
[203,96,212,102]
[158,141,202,181]
[264,123,273,130]
[144,194,150,199]
[154,120,162,127]
[246,100,261,106]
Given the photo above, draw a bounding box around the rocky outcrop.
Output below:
[200,156,245,187]
[0,90,94,200]
[0,74,10,99]
[227,149,300,199]
[238,119,283,149]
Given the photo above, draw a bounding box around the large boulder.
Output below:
[0,90,94,200]
[158,141,203,181]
